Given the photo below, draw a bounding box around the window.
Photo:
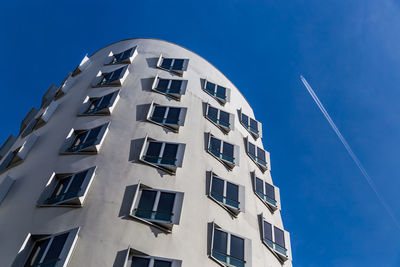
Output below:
[139,136,186,175]
[0,176,15,204]
[72,54,90,77]
[130,182,184,233]
[151,76,187,101]
[209,223,251,267]
[107,46,138,65]
[60,123,110,154]
[0,134,38,174]
[207,172,245,216]
[206,133,239,169]
[93,66,129,87]
[12,228,79,267]
[41,84,58,108]
[81,90,120,116]
[20,108,39,135]
[37,167,96,207]
[123,248,182,267]
[238,109,262,139]
[22,102,59,137]
[157,55,189,76]
[0,135,17,161]
[55,73,74,100]
[260,215,290,263]
[245,137,268,172]
[204,103,234,133]
[203,80,230,105]
[147,102,187,132]
[251,172,280,212]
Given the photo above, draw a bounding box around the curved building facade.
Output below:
[0,39,292,267]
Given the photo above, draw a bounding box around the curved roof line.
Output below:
[89,37,252,108]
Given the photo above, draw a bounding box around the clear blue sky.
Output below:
[1,0,400,266]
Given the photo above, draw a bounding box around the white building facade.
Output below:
[0,39,292,267]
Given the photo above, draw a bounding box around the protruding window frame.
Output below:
[156,54,189,76]
[206,133,240,169]
[245,137,269,172]
[238,109,262,140]
[151,75,188,101]
[122,246,182,267]
[105,46,138,65]
[250,171,280,212]
[146,101,187,132]
[203,79,231,105]
[203,102,234,134]
[92,66,129,87]
[22,102,59,137]
[79,90,120,116]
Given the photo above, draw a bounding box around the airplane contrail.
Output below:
[300,75,400,230]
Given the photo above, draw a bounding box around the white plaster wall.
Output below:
[0,39,292,267]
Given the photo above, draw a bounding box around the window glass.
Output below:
[211,176,224,203]
[42,233,69,264]
[154,260,172,267]
[206,82,216,95]
[166,108,180,124]
[213,229,228,254]
[207,106,218,123]
[161,144,178,165]
[136,190,157,219]
[131,257,150,267]
[152,106,167,123]
[249,118,258,133]
[210,137,221,155]
[24,238,50,267]
[248,143,256,157]
[86,126,102,143]
[274,227,285,248]
[66,170,87,198]
[172,59,184,70]
[265,183,275,201]
[230,235,245,261]
[257,147,266,163]
[161,58,173,69]
[157,79,169,90]
[263,221,273,241]
[155,192,175,222]
[255,178,264,195]
[222,142,234,162]
[216,85,226,100]
[48,176,72,204]
[145,142,162,162]
[169,80,182,93]
[241,114,249,128]
[219,111,230,127]
[226,182,239,208]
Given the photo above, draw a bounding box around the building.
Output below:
[0,38,292,267]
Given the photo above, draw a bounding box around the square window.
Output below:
[157,55,189,76]
[238,109,262,139]
[0,134,38,174]
[208,172,245,216]
[130,182,184,233]
[60,123,110,155]
[259,214,290,263]
[245,137,268,172]
[80,90,120,116]
[147,102,187,132]
[11,228,79,267]
[204,103,234,133]
[108,46,138,65]
[93,66,129,87]
[37,167,96,207]
[203,80,230,105]
[206,133,239,169]
[152,76,188,101]
[251,172,280,212]
[209,222,251,267]
[139,136,186,175]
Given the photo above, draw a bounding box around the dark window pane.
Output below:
[64,170,88,200]
[210,137,221,155]
[211,176,224,202]
[154,260,172,267]
[86,126,102,144]
[216,86,226,100]
[42,233,69,264]
[172,59,184,70]
[24,238,51,267]
[241,114,249,128]
[207,106,218,122]
[257,148,266,162]
[230,235,244,260]
[131,257,150,267]
[213,229,228,253]
[48,176,72,203]
[249,118,258,133]
[107,68,123,83]
[222,142,234,161]
[169,80,182,93]
[219,111,230,127]
[265,183,275,201]
[226,182,239,203]
[263,221,273,241]
[255,178,264,194]
[155,192,175,221]
[152,106,167,123]
[274,227,285,248]
[136,190,157,219]
[161,58,173,69]
[157,79,170,90]
[146,142,162,157]
[161,144,178,165]
[71,131,88,149]
[248,143,256,157]
[166,108,180,124]
[206,82,216,95]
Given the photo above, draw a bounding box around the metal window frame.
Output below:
[151,75,187,101]
[203,79,230,105]
[206,133,239,169]
[237,109,262,139]
[146,101,187,132]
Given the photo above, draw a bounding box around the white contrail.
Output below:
[300,75,400,230]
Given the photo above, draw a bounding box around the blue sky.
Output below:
[1,0,400,266]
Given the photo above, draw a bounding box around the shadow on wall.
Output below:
[128,138,145,163]
[112,248,129,267]
[145,57,159,69]
[140,77,154,92]
[136,104,151,122]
